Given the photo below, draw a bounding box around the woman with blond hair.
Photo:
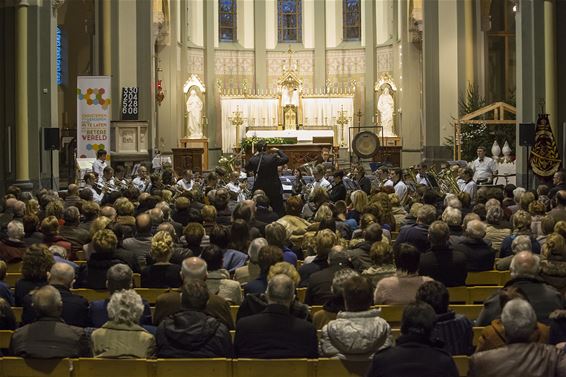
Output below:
[140,231,182,288]
[540,233,566,292]
[347,190,368,224]
[500,210,541,257]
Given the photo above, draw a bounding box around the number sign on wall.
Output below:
[121,87,139,120]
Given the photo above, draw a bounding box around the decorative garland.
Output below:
[240,136,297,151]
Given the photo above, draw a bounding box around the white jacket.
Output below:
[319,309,392,360]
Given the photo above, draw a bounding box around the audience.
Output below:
[452,219,495,272]
[79,229,127,289]
[319,275,391,359]
[298,229,335,286]
[233,237,267,285]
[469,299,566,376]
[416,281,474,355]
[394,205,436,253]
[347,223,383,272]
[15,244,54,306]
[140,231,182,288]
[374,243,433,305]
[234,274,318,358]
[91,289,155,358]
[0,220,27,263]
[156,280,233,358]
[361,241,396,288]
[122,214,153,267]
[200,245,242,304]
[10,285,90,358]
[419,221,468,287]
[366,301,459,377]
[244,245,284,295]
[304,245,350,305]
[312,268,359,330]
[209,225,248,273]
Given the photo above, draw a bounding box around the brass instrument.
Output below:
[218,150,245,175]
[428,167,461,195]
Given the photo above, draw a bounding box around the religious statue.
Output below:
[377,86,396,137]
[186,89,203,139]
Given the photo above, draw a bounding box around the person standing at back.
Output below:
[245,140,289,217]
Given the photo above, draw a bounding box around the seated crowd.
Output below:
[0,170,566,377]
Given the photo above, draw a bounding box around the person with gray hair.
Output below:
[156,279,233,358]
[395,204,437,253]
[21,263,89,327]
[312,268,359,330]
[88,264,152,328]
[477,251,563,327]
[452,219,495,272]
[0,220,26,263]
[304,245,351,306]
[234,237,268,285]
[470,298,566,377]
[59,206,91,259]
[235,274,318,358]
[152,257,235,330]
[10,285,91,358]
[484,205,511,254]
[495,235,532,270]
[91,289,155,358]
[441,207,463,236]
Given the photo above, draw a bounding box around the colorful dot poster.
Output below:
[77,76,112,159]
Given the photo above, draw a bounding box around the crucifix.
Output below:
[229,106,244,148]
[336,106,349,148]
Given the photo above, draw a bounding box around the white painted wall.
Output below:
[326,0,343,48]
[265,0,277,49]
[376,0,393,45]
[188,0,204,47]
[238,0,255,48]
[303,0,315,48]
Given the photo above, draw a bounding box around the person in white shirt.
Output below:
[470,146,497,183]
[459,168,477,202]
[92,150,108,177]
[176,169,194,191]
[132,166,150,192]
[97,166,115,191]
[225,171,247,202]
[392,168,408,201]
[415,163,429,186]
[311,164,331,194]
[84,172,103,204]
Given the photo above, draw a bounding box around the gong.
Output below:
[352,131,380,158]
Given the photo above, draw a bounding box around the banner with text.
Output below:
[77,76,112,158]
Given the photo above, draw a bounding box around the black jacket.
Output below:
[234,304,318,358]
[451,236,494,272]
[10,317,91,358]
[14,279,47,307]
[236,293,311,323]
[156,309,232,358]
[395,223,430,253]
[298,256,329,287]
[358,176,371,195]
[476,276,564,326]
[305,265,343,306]
[21,285,89,327]
[329,181,347,202]
[366,334,459,377]
[347,241,373,273]
[141,264,182,288]
[419,245,468,287]
[245,150,289,216]
[78,252,128,289]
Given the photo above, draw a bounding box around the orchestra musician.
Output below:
[97,167,115,191]
[92,149,108,177]
[415,163,430,186]
[225,171,247,202]
[328,170,347,202]
[114,165,127,188]
[132,166,150,192]
[470,146,497,183]
[312,164,332,193]
[244,140,289,216]
[458,167,477,202]
[354,166,371,195]
[315,147,332,166]
[84,172,103,204]
[177,170,194,191]
[391,168,408,201]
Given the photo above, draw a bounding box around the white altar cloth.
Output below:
[245,129,333,142]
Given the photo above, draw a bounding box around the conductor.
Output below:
[245,140,289,216]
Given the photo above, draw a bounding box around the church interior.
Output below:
[0,0,565,191]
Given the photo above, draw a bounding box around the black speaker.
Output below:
[44,128,60,150]
[519,123,536,147]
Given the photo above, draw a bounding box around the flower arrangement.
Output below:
[240,136,297,151]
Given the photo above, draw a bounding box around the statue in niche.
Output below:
[377,85,396,137]
[186,89,203,139]
[281,86,299,107]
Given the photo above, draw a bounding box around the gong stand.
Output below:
[349,125,384,167]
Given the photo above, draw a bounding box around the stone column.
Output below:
[15,0,30,186]
[102,0,112,75]
[254,0,267,89]
[204,0,219,167]
[544,0,557,136]
[464,0,474,85]
[364,0,375,126]
[313,0,326,89]
[422,0,440,153]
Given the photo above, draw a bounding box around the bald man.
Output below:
[122,213,153,267]
[11,285,90,358]
[153,257,234,329]
[477,251,564,326]
[21,263,89,327]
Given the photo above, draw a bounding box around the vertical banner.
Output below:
[77,76,112,158]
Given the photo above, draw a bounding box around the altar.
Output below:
[219,48,355,153]
[242,143,333,170]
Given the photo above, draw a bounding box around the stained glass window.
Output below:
[343,0,361,41]
[219,0,237,42]
[278,0,302,43]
